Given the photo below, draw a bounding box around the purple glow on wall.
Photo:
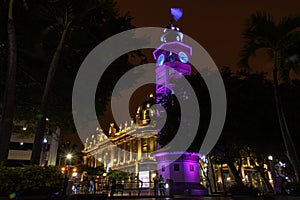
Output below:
[171,8,183,21]
[184,161,198,181]
[153,152,201,187]
[153,151,200,158]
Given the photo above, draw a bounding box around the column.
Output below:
[123,143,126,163]
[117,145,121,165]
[137,138,142,161]
[83,155,87,165]
[130,140,133,162]
[110,146,114,167]
[104,155,107,169]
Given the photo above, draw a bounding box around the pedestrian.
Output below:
[89,177,95,194]
[158,175,165,196]
[110,178,116,197]
[153,172,159,196]
[82,183,88,194]
[138,179,143,196]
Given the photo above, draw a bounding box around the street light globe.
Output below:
[72,172,78,177]
[67,154,72,160]
[268,155,273,161]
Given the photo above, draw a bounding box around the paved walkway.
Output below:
[1,194,299,200]
[107,195,300,200]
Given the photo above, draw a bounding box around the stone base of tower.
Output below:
[153,152,208,196]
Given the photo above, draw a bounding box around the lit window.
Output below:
[174,164,179,171]
[190,165,194,172]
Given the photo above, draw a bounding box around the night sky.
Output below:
[116,0,300,73]
[97,0,300,132]
[73,0,300,147]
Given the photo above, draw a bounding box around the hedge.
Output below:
[0,164,64,197]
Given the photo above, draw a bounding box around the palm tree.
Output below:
[0,0,17,164]
[30,0,136,164]
[239,11,300,181]
[30,0,74,164]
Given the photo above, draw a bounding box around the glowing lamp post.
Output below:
[268,155,273,161]
[65,154,73,179]
[268,155,276,194]
[66,154,72,165]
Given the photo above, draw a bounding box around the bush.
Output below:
[284,182,300,195]
[0,164,17,196]
[0,164,64,197]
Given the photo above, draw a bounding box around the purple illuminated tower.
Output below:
[153,22,191,102]
[153,14,207,195]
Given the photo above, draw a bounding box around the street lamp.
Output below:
[268,155,276,194]
[40,137,48,166]
[268,155,273,161]
[65,154,73,179]
[66,153,72,165]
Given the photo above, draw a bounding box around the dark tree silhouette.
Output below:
[239,12,300,181]
[0,0,17,163]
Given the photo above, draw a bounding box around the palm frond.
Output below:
[238,41,272,68]
[239,11,300,81]
[278,15,300,35]
[243,11,277,48]
[38,0,75,24]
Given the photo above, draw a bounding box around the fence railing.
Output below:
[72,180,172,197]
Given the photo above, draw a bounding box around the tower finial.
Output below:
[170,8,183,22]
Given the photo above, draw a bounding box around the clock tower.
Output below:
[153,22,192,104]
[153,19,207,195]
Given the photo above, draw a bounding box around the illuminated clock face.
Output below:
[178,51,188,63]
[157,54,165,66]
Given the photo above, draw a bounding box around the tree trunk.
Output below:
[0,0,17,164]
[273,51,300,182]
[247,153,274,192]
[225,155,245,188]
[199,157,212,194]
[30,25,69,165]
[220,161,226,192]
[208,155,217,193]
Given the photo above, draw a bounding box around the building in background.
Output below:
[2,120,60,167]
[82,95,158,181]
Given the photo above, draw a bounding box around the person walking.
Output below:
[110,178,116,197]
[158,175,165,196]
[153,172,159,196]
[89,177,95,194]
[138,178,143,196]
